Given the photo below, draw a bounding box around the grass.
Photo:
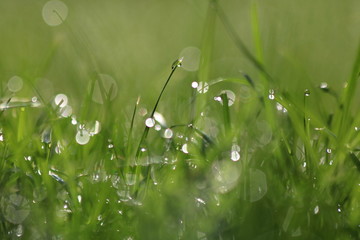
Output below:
[0,0,360,239]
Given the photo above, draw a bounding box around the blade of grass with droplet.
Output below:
[220,93,231,133]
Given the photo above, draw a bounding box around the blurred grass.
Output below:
[1,0,360,239]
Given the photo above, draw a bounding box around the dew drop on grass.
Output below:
[0,194,30,224]
[145,118,155,128]
[304,89,310,96]
[77,195,82,203]
[231,151,240,161]
[320,82,328,89]
[154,124,161,131]
[191,81,199,88]
[89,120,101,136]
[164,128,173,139]
[15,225,23,237]
[71,116,77,125]
[314,205,319,214]
[54,94,68,107]
[249,168,267,202]
[181,144,189,154]
[197,82,209,94]
[179,46,201,71]
[7,76,23,92]
[268,89,275,100]
[76,130,90,145]
[211,161,240,194]
[42,0,68,26]
[59,105,72,118]
[215,90,236,106]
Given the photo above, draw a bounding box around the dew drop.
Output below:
[59,105,72,118]
[71,116,77,125]
[179,47,201,72]
[197,82,209,94]
[215,90,236,106]
[304,89,310,96]
[15,224,23,237]
[42,0,68,26]
[191,81,199,88]
[76,130,90,145]
[54,94,68,108]
[314,205,319,214]
[181,144,189,154]
[231,151,240,161]
[154,124,161,131]
[320,82,328,89]
[7,76,23,92]
[164,128,173,139]
[268,89,275,100]
[145,118,155,128]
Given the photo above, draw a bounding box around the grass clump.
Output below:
[0,0,359,239]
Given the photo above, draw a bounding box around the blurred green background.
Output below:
[1,0,359,107]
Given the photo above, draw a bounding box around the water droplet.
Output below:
[231,151,240,161]
[138,108,147,116]
[42,0,68,26]
[249,169,267,202]
[15,224,23,237]
[195,197,206,206]
[314,205,319,214]
[0,194,30,224]
[145,118,155,128]
[76,130,90,145]
[172,57,183,69]
[326,148,332,154]
[77,195,82,203]
[92,74,118,104]
[41,128,52,144]
[215,90,236,106]
[181,144,189,154]
[0,131,4,142]
[7,76,23,92]
[211,161,240,194]
[54,94,68,108]
[141,148,147,152]
[320,82,328,89]
[59,105,72,118]
[191,81,199,88]
[268,89,275,100]
[179,47,201,71]
[108,144,114,149]
[89,121,101,136]
[154,124,161,131]
[71,116,77,125]
[197,82,209,94]
[164,128,173,139]
[24,156,32,161]
[304,89,310,96]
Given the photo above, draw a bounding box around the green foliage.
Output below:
[0,0,359,239]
